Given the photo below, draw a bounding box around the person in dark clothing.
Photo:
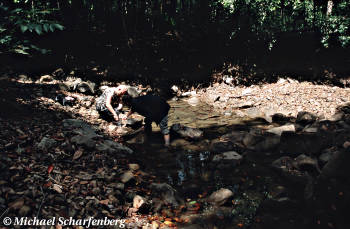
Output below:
[95,85,140,122]
[122,95,171,146]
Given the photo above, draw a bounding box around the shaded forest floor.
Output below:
[1,71,350,229]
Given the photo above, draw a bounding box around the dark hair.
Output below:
[121,94,133,106]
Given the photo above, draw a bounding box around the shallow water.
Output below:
[127,98,250,193]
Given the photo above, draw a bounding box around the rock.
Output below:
[108,124,119,133]
[208,94,220,103]
[212,151,242,162]
[221,131,247,143]
[187,97,199,106]
[244,107,274,123]
[296,111,317,125]
[294,154,320,173]
[127,86,140,98]
[181,91,196,97]
[170,139,191,148]
[39,74,54,83]
[206,188,234,206]
[242,132,264,149]
[150,183,181,208]
[128,164,140,171]
[319,151,334,165]
[120,171,134,183]
[272,113,291,123]
[266,124,295,136]
[209,139,236,153]
[52,68,65,78]
[18,205,31,216]
[320,148,350,180]
[59,78,95,94]
[76,81,96,94]
[124,118,143,128]
[302,126,318,133]
[133,195,146,209]
[279,132,332,156]
[253,134,280,151]
[62,119,96,134]
[242,88,253,96]
[271,156,309,184]
[96,140,133,154]
[330,112,344,122]
[171,85,179,93]
[171,124,203,140]
[109,183,125,190]
[37,137,56,151]
[71,134,97,149]
[233,101,255,109]
[126,133,146,144]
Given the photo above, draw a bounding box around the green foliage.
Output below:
[0,1,64,56]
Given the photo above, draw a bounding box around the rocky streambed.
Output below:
[1,73,350,229]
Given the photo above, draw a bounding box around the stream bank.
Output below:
[1,73,350,229]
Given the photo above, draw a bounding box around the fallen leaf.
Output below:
[99,199,109,205]
[52,184,62,193]
[9,198,24,210]
[47,165,54,174]
[73,149,83,160]
[43,181,52,188]
[164,221,175,227]
[18,135,28,140]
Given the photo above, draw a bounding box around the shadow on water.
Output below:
[126,98,278,199]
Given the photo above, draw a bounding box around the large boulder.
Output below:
[279,131,333,156]
[171,123,203,140]
[96,140,133,154]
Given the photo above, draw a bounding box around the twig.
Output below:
[36,186,47,218]
[0,208,9,219]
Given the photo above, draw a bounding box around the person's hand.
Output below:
[113,114,119,121]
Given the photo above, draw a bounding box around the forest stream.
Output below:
[122,98,299,229]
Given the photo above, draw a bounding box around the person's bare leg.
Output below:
[164,134,170,146]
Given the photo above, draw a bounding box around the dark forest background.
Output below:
[1,0,350,85]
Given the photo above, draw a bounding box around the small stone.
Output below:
[39,75,54,83]
[37,137,56,151]
[133,195,146,209]
[187,97,199,106]
[19,205,31,216]
[343,141,350,149]
[319,152,334,164]
[207,188,234,206]
[128,164,140,171]
[120,171,134,183]
[266,124,295,136]
[212,151,242,162]
[296,111,317,125]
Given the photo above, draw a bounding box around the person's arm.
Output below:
[116,103,123,111]
[123,110,133,120]
[105,92,119,121]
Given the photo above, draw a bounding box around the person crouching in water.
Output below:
[95,85,129,122]
[121,94,170,147]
